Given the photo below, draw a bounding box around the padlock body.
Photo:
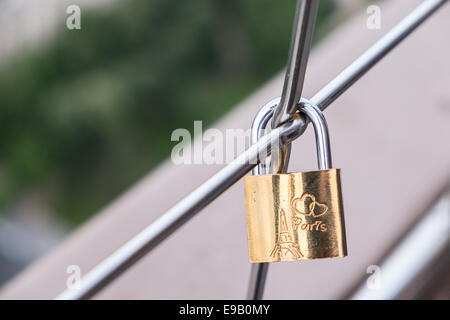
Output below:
[244,169,347,263]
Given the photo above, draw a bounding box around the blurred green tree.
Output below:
[0,0,336,224]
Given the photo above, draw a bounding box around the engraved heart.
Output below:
[311,200,328,217]
[291,193,315,216]
[291,192,328,217]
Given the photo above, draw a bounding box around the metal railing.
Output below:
[350,184,450,299]
[57,0,449,300]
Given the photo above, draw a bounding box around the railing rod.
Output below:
[57,0,448,300]
[57,118,302,300]
[350,185,450,300]
[310,0,448,109]
[247,263,270,300]
[272,0,319,127]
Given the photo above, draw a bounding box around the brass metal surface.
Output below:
[244,169,347,263]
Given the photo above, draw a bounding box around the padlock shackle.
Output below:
[251,98,332,172]
[298,101,332,170]
[251,98,291,176]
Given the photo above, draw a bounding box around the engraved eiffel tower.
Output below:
[270,209,303,259]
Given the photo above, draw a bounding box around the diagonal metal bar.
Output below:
[57,115,302,301]
[247,262,270,300]
[310,0,448,109]
[56,0,448,300]
[272,0,319,128]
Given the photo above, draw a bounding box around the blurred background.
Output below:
[0,0,348,285]
[0,0,448,299]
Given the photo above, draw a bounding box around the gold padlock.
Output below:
[245,101,347,263]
